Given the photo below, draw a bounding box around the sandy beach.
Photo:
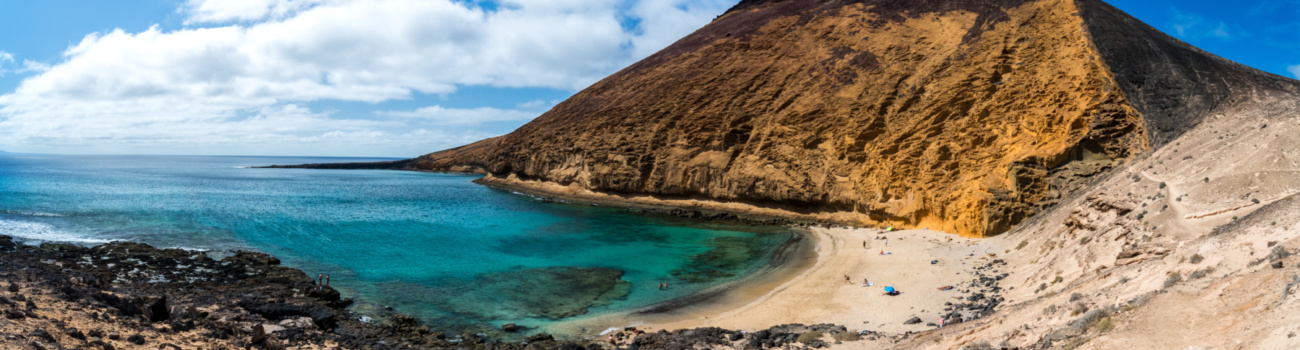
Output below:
[553,226,1006,342]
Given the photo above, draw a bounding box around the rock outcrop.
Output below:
[307,0,1300,236]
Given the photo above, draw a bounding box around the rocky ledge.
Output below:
[0,235,605,349]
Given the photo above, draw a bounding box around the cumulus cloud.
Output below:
[0,0,737,156]
[1289,65,1300,79]
[1171,9,1239,40]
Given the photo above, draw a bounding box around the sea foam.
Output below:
[0,209,66,217]
[0,219,111,244]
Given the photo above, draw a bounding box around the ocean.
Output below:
[0,153,794,335]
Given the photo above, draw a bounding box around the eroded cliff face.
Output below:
[405,0,1290,236]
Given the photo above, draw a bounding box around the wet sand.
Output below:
[550,226,1000,339]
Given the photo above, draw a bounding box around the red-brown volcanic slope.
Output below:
[401,0,1299,237]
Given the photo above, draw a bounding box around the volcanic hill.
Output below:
[290,0,1300,237]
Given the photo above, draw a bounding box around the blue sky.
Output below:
[0,0,1296,157]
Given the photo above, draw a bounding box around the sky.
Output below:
[0,0,1296,157]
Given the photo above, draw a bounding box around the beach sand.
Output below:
[552,226,1004,343]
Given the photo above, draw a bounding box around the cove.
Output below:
[0,153,797,337]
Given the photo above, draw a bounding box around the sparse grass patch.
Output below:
[1270,245,1291,261]
[1080,237,1090,244]
[1017,240,1029,250]
[1190,254,1204,264]
[833,331,860,342]
[1164,272,1182,288]
[1052,276,1064,284]
[1043,304,1058,315]
[1063,337,1091,350]
[1187,267,1213,280]
[1069,293,1083,302]
[1068,308,1112,334]
[1070,303,1089,317]
[797,331,823,344]
[1095,317,1113,333]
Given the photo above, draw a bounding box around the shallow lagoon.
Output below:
[0,153,794,334]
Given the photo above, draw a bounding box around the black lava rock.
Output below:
[127,334,146,345]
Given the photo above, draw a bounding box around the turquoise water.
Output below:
[0,153,792,334]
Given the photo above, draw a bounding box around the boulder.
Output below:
[250,324,268,344]
[65,327,86,340]
[142,296,169,322]
[127,334,146,345]
[31,329,56,343]
[278,317,315,329]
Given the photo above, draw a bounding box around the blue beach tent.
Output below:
[884,286,895,293]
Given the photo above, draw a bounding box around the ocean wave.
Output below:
[0,219,112,244]
[0,209,66,217]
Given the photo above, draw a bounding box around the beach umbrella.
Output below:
[884,286,895,293]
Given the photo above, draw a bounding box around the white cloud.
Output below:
[375,105,539,126]
[0,51,12,77]
[1289,64,1300,79]
[1171,9,1238,40]
[19,60,50,73]
[0,0,736,156]
[625,0,736,58]
[183,0,334,24]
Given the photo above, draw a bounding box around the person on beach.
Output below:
[863,240,867,248]
[845,274,851,284]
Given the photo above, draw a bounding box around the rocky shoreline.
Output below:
[0,235,923,349]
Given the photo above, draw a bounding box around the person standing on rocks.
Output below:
[317,273,324,290]
[325,274,331,287]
